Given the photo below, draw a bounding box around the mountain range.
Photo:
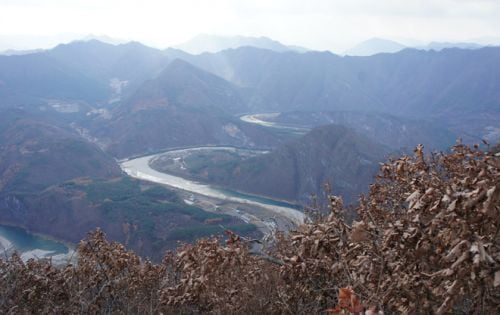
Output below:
[171,46,500,141]
[1,39,498,175]
[90,59,284,158]
[265,110,457,151]
[0,38,498,257]
[174,34,309,54]
[343,38,492,56]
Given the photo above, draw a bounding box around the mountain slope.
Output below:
[174,46,500,116]
[267,111,457,151]
[123,59,246,114]
[174,46,500,141]
[167,124,390,203]
[0,109,258,260]
[45,40,170,96]
[91,60,283,158]
[0,109,121,193]
[3,41,497,142]
[225,124,390,203]
[0,53,108,108]
[0,40,170,109]
[0,177,258,261]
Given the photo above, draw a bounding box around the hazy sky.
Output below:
[1,0,500,52]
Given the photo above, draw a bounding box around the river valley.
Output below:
[1,113,306,260]
[120,146,306,233]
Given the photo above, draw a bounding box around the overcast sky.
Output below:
[1,0,500,52]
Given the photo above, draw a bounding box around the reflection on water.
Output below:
[217,187,300,210]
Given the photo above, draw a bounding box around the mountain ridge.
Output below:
[174,34,309,54]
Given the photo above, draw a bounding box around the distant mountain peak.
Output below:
[156,58,226,83]
[123,58,245,115]
[80,34,128,45]
[56,38,150,52]
[164,58,198,70]
[344,38,406,56]
[54,38,115,50]
[173,34,309,54]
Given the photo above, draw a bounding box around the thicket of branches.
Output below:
[1,144,498,314]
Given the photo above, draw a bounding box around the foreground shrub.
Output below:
[0,144,498,314]
[278,144,499,313]
[160,231,283,313]
[0,230,167,313]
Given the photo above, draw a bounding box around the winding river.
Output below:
[239,113,310,134]
[2,113,305,262]
[120,146,305,225]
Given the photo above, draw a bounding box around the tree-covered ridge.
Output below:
[59,177,258,256]
[1,144,497,313]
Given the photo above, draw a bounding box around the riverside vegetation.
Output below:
[0,144,498,314]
